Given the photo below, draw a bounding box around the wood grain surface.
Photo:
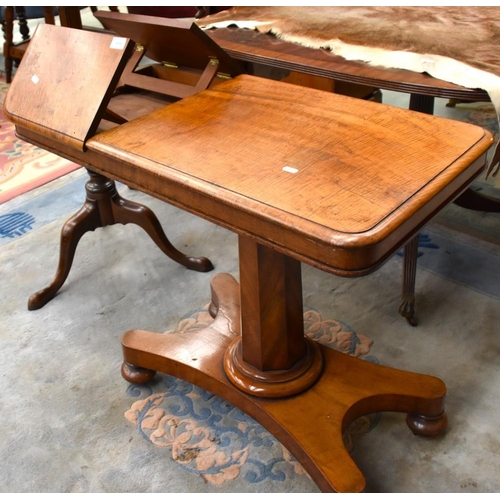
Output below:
[3,24,134,150]
[86,75,492,275]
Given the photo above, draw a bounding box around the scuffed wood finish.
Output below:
[106,75,465,489]
[87,75,492,276]
[122,272,447,493]
[3,23,134,151]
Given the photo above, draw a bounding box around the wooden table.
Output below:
[22,13,496,324]
[5,25,493,492]
[86,75,490,493]
[13,74,491,492]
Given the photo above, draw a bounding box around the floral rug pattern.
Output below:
[124,305,379,486]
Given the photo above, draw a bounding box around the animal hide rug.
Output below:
[197,6,500,177]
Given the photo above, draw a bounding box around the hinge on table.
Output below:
[162,61,179,69]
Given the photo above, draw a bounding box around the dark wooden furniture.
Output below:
[93,10,244,99]
[5,24,494,493]
[2,6,55,83]
[10,23,219,310]
[206,27,500,325]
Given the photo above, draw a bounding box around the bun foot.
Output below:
[406,411,448,437]
[121,361,157,384]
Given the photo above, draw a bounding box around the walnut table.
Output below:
[70,75,490,492]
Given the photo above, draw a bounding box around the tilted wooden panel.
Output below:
[94,10,243,77]
[3,23,134,151]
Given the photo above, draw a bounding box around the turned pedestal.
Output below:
[121,236,447,493]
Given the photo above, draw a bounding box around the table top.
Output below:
[207,28,491,102]
[86,75,492,276]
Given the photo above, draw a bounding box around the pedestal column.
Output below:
[223,236,323,398]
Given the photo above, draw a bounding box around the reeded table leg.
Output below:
[28,169,213,310]
[399,234,419,326]
[400,94,500,325]
[121,236,447,493]
[397,94,436,326]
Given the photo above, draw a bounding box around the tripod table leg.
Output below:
[28,169,213,309]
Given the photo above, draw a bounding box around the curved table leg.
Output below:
[28,199,101,310]
[399,234,419,326]
[121,240,447,493]
[110,195,213,272]
[28,169,213,309]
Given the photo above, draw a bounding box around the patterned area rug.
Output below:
[0,77,81,204]
[2,171,500,492]
[124,305,379,486]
